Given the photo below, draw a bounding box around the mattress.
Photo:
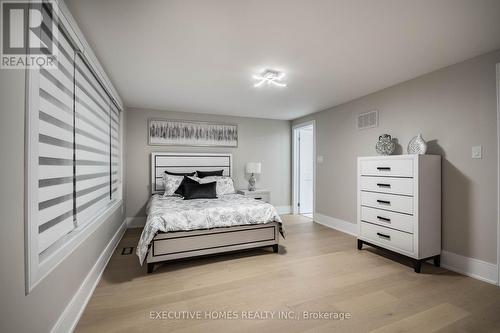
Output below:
[136,194,285,263]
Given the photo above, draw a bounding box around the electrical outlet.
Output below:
[317,155,324,164]
[472,146,482,159]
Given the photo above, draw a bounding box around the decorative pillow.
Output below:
[162,173,184,196]
[174,176,200,197]
[182,181,217,200]
[165,170,196,176]
[196,170,224,178]
[198,176,235,196]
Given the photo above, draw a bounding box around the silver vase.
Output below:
[407,133,427,154]
[375,134,395,155]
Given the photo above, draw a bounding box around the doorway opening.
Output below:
[293,121,315,219]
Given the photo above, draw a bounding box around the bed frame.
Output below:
[146,152,280,273]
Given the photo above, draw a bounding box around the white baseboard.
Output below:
[440,250,498,285]
[51,219,127,333]
[126,217,146,228]
[313,212,357,236]
[276,205,292,215]
[313,212,498,285]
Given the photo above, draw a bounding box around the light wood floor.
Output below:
[76,215,500,333]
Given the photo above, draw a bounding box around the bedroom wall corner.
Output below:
[124,108,292,225]
[292,48,500,284]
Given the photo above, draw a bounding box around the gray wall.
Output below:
[293,49,500,264]
[125,108,291,219]
[0,69,126,332]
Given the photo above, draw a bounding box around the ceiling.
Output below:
[65,0,500,120]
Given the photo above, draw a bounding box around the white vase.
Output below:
[407,133,427,154]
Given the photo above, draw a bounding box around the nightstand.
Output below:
[237,189,271,203]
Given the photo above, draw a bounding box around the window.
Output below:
[74,54,113,227]
[26,3,122,292]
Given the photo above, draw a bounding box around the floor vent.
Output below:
[357,110,378,130]
[121,247,134,255]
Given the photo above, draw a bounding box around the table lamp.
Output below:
[246,162,261,191]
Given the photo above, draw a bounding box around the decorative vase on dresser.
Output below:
[357,154,441,273]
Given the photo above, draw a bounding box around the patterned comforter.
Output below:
[136,194,285,264]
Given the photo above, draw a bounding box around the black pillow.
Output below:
[183,181,217,200]
[196,170,223,178]
[174,176,199,197]
[165,170,196,176]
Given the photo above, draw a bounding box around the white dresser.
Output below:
[357,155,441,272]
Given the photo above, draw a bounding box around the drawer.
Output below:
[153,225,276,256]
[360,191,413,214]
[360,158,413,177]
[360,222,413,254]
[247,193,270,203]
[360,176,413,196]
[360,206,413,233]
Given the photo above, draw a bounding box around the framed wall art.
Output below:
[148,119,238,147]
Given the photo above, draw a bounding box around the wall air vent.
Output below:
[357,110,378,130]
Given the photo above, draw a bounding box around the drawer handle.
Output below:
[376,167,391,171]
[254,197,262,200]
[376,200,391,205]
[377,216,391,222]
[377,183,391,188]
[377,232,391,240]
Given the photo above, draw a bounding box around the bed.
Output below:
[137,152,285,273]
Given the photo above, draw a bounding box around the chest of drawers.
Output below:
[357,155,441,272]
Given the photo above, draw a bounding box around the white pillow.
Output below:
[162,173,184,196]
[197,176,235,196]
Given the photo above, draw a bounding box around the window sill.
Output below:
[27,199,123,294]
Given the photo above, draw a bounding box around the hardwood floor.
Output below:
[75,215,500,333]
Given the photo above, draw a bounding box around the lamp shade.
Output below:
[246,162,261,174]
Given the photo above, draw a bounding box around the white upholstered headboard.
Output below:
[151,152,233,194]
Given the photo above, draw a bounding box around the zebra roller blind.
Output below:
[37,22,76,254]
[75,54,112,226]
[111,104,121,199]
[34,20,121,258]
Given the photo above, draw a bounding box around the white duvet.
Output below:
[136,194,285,264]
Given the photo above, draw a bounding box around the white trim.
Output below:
[51,219,127,333]
[275,205,292,215]
[25,57,40,294]
[126,217,147,229]
[313,213,357,236]
[441,250,498,285]
[497,62,500,286]
[28,201,123,293]
[292,120,316,216]
[292,128,298,214]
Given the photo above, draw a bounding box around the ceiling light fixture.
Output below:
[253,70,287,87]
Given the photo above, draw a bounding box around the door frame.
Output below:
[496,63,500,286]
[292,120,316,216]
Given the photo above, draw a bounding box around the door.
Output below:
[298,126,313,215]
